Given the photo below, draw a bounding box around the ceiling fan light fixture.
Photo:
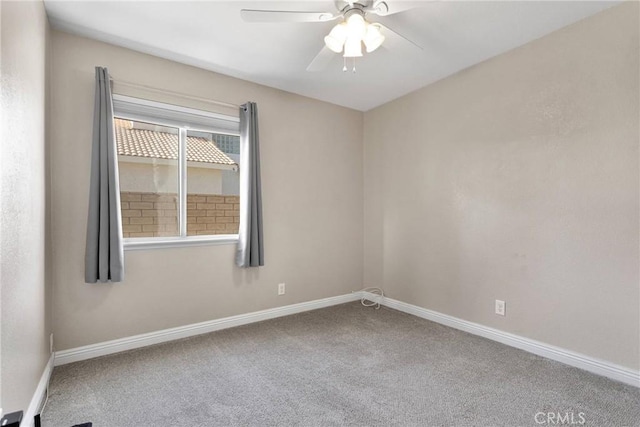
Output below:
[343,37,363,58]
[324,22,347,53]
[363,23,385,53]
[325,9,385,60]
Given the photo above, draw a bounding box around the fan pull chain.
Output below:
[342,57,357,73]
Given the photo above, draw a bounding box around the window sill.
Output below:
[123,235,238,251]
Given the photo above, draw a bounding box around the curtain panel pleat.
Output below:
[236,102,264,267]
[85,66,125,283]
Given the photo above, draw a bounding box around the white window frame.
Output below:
[113,95,240,250]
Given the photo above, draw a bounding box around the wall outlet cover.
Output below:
[495,300,506,316]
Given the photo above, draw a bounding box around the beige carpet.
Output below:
[42,302,639,426]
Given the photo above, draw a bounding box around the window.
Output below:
[113,95,240,249]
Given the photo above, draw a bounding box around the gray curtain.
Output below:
[236,102,264,267]
[85,66,124,283]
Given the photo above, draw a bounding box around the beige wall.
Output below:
[49,31,363,350]
[0,0,51,414]
[364,2,639,370]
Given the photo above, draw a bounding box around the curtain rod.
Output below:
[110,77,240,110]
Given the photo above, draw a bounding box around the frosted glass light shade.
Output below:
[324,23,347,53]
[363,24,385,53]
[346,13,366,39]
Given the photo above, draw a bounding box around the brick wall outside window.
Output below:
[120,192,239,238]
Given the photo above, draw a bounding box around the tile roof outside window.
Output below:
[114,118,237,166]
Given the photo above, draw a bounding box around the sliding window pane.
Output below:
[186,130,240,236]
[115,118,179,238]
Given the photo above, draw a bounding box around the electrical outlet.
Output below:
[50,333,54,353]
[495,300,506,316]
[278,283,286,295]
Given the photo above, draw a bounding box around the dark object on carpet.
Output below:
[71,423,92,427]
[0,410,23,427]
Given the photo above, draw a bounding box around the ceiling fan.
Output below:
[240,1,423,72]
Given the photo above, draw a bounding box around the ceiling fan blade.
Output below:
[240,9,338,23]
[379,22,423,50]
[306,46,336,72]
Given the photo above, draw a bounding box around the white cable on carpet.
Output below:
[359,287,384,309]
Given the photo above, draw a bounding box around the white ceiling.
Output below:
[44,1,619,111]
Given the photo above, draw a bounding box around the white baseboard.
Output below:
[22,353,54,427]
[55,293,361,366]
[380,296,640,388]
[53,291,639,388]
